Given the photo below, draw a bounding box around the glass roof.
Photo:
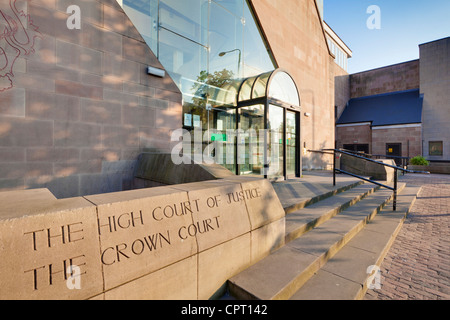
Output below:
[193,69,300,108]
[237,69,300,107]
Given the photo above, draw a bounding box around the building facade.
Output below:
[336,37,450,163]
[0,0,339,198]
[420,37,450,161]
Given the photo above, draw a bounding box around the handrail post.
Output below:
[393,168,398,211]
[333,150,336,186]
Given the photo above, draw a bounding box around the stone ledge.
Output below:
[0,177,284,300]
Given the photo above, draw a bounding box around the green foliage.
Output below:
[191,69,235,110]
[410,156,430,166]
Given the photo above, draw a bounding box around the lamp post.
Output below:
[219,49,241,77]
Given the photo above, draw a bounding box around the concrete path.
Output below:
[365,173,450,300]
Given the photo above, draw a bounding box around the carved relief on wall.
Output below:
[0,0,41,92]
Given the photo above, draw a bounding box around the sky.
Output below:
[324,0,450,74]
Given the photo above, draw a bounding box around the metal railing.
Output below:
[316,149,429,211]
[338,149,411,170]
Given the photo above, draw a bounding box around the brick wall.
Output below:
[0,0,182,198]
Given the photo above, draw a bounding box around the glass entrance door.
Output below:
[239,105,265,176]
[286,111,298,177]
[267,104,284,178]
[236,103,299,179]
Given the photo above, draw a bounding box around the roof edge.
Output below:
[349,88,421,102]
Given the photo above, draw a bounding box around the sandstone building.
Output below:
[336,37,450,164]
[0,0,447,199]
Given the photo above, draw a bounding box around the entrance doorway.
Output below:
[186,69,301,180]
[235,69,301,180]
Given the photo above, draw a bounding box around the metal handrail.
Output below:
[339,149,410,160]
[323,149,410,172]
[319,149,430,211]
[335,168,395,191]
[337,149,411,169]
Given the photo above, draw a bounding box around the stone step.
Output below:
[289,185,421,300]
[273,175,365,215]
[227,184,405,300]
[285,183,380,244]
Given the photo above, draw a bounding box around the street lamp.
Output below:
[218,49,241,77]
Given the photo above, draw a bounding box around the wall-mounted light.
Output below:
[147,66,165,78]
[304,112,311,117]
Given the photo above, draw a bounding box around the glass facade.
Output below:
[120,0,301,179]
[123,0,275,106]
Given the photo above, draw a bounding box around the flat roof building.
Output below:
[336,37,450,163]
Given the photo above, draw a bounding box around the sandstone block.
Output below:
[85,187,198,290]
[0,196,102,300]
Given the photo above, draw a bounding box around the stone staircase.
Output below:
[227,179,421,300]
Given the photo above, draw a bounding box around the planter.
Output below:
[408,164,450,174]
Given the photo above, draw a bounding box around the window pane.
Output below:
[212,0,244,17]
[243,2,276,77]
[238,76,257,102]
[268,105,284,178]
[239,105,265,176]
[252,71,271,99]
[429,141,443,156]
[286,111,297,176]
[159,28,208,102]
[209,2,243,78]
[123,0,158,53]
[160,0,208,46]
[269,71,300,106]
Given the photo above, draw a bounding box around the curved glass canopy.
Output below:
[267,71,301,107]
[210,69,300,109]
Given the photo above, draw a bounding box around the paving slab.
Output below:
[290,269,362,300]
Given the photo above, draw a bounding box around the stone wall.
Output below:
[420,37,450,161]
[330,56,350,121]
[0,177,285,300]
[0,0,182,198]
[336,124,372,152]
[371,126,422,158]
[251,0,335,168]
[336,124,422,160]
[350,60,420,99]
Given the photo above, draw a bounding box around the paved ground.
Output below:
[365,173,450,300]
